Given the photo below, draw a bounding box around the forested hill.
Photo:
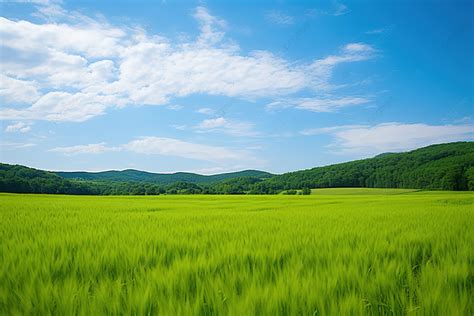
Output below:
[55,169,273,184]
[0,165,272,194]
[256,141,474,192]
[1,142,473,194]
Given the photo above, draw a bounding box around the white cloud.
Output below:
[0,141,36,149]
[196,107,215,115]
[1,0,54,4]
[309,43,375,89]
[198,117,227,129]
[123,137,250,163]
[344,43,373,53]
[194,6,227,46]
[265,10,294,25]
[307,122,474,154]
[196,116,258,136]
[49,136,257,163]
[300,124,367,135]
[1,91,123,122]
[4,121,32,133]
[267,96,370,112]
[0,75,40,104]
[295,96,370,112]
[313,43,375,66]
[49,142,119,155]
[171,124,187,130]
[0,4,376,122]
[166,104,183,111]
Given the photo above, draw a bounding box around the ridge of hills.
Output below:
[1,141,473,194]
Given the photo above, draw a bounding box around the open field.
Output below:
[310,188,422,195]
[1,190,473,315]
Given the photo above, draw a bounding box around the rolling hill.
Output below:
[55,169,273,184]
[1,141,473,194]
[256,141,474,192]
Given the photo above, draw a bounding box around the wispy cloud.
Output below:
[196,107,216,115]
[4,121,32,133]
[49,136,259,164]
[49,143,120,155]
[0,141,36,149]
[267,96,371,112]
[172,116,259,137]
[308,43,376,90]
[333,3,349,16]
[300,124,367,136]
[0,4,376,122]
[194,5,227,45]
[302,122,474,154]
[123,137,249,163]
[196,117,259,136]
[166,104,183,111]
[366,28,385,35]
[265,10,294,25]
[1,0,55,4]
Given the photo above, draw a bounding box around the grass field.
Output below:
[310,188,422,195]
[1,190,473,315]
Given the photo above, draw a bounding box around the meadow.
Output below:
[0,189,472,315]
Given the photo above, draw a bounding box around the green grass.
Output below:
[311,188,422,195]
[1,190,473,315]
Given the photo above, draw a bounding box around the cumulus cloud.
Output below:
[1,92,122,122]
[4,121,32,133]
[0,4,376,122]
[303,122,474,154]
[0,75,40,104]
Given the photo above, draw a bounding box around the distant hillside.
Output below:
[0,164,274,195]
[55,169,273,184]
[255,142,474,192]
[1,142,473,194]
[0,164,96,194]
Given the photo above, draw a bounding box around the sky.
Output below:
[0,0,473,174]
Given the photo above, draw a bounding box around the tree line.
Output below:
[1,142,473,195]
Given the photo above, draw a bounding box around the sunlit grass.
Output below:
[1,190,472,314]
[310,188,421,195]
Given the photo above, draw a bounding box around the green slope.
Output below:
[0,164,96,194]
[55,169,273,184]
[257,141,474,192]
[1,141,473,194]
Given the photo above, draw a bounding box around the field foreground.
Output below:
[0,190,473,315]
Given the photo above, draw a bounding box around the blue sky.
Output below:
[0,0,472,174]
